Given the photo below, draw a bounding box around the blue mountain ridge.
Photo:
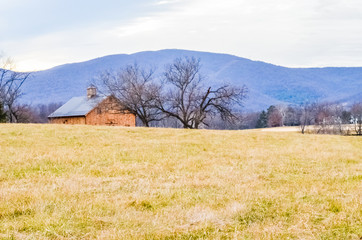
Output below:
[20,49,362,111]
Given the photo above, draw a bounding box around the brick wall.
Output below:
[49,116,86,124]
[85,96,136,126]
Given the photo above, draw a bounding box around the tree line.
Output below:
[250,102,362,135]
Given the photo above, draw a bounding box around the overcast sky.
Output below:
[1,0,362,71]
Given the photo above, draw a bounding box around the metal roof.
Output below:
[48,95,107,118]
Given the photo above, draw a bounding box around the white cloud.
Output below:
[113,17,163,37]
[4,0,362,70]
[155,0,177,5]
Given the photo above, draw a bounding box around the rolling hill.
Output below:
[20,49,362,111]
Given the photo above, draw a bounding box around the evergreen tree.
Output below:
[256,110,268,128]
[341,110,352,124]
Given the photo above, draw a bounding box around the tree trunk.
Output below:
[141,118,149,127]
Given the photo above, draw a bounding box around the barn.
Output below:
[48,86,136,126]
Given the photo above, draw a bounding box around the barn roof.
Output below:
[48,95,107,118]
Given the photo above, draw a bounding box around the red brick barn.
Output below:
[48,86,136,126]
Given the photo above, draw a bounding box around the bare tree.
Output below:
[351,102,362,135]
[267,105,283,127]
[276,105,288,126]
[36,102,63,123]
[300,102,316,134]
[0,57,30,122]
[314,103,344,135]
[99,64,162,127]
[11,104,40,123]
[157,57,247,129]
[284,105,300,126]
[241,112,260,129]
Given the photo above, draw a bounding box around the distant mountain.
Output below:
[21,49,362,111]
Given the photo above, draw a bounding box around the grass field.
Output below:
[0,124,361,239]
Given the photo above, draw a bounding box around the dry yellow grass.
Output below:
[0,124,361,239]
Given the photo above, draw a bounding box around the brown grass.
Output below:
[0,124,361,239]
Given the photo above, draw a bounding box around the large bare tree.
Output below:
[100,64,162,127]
[0,57,30,122]
[156,57,247,129]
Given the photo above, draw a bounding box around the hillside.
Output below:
[21,49,362,111]
[0,124,361,239]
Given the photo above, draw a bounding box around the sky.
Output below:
[1,0,362,71]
